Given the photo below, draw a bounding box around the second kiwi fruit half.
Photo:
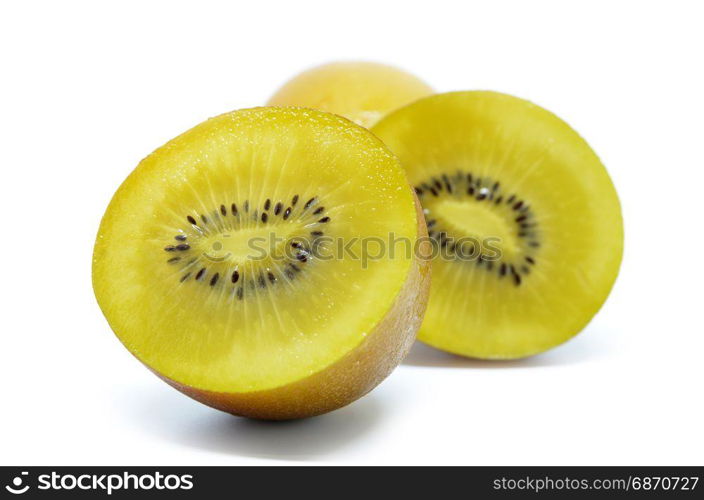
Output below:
[372,91,623,359]
[93,107,431,419]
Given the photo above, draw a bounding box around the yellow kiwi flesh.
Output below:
[372,91,623,359]
[93,107,430,419]
[268,61,433,128]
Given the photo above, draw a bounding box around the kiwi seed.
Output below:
[168,196,331,299]
[414,171,538,286]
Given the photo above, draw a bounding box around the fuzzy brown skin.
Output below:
[154,193,430,420]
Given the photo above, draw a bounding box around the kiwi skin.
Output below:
[268,61,433,128]
[154,194,431,420]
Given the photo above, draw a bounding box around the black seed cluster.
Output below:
[416,171,539,286]
[164,195,329,298]
[180,195,329,232]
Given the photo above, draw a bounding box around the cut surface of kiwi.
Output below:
[93,107,430,419]
[372,91,623,359]
[268,61,433,128]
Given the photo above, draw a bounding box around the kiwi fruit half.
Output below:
[93,107,430,419]
[372,91,623,359]
[268,61,433,128]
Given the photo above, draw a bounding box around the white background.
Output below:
[1,0,702,466]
